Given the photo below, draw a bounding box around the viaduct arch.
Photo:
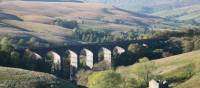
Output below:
[17,38,166,79]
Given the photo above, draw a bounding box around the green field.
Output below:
[116,50,200,88]
[0,66,77,88]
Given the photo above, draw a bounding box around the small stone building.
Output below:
[149,80,168,88]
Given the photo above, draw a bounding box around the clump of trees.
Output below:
[88,71,123,88]
[53,18,79,29]
[16,37,50,49]
[85,57,160,88]
[128,43,145,54]
[168,36,200,53]
[73,29,151,43]
[88,70,139,88]
[73,28,200,44]
[73,29,113,43]
[0,37,17,66]
[137,57,158,87]
[0,37,62,77]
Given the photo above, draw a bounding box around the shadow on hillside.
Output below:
[0,12,23,21]
[114,7,162,19]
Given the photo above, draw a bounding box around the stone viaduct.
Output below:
[18,38,166,79]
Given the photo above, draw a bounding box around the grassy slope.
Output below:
[0,0,82,2]
[2,20,79,44]
[0,0,197,45]
[117,50,200,88]
[0,0,181,46]
[0,1,162,30]
[0,1,193,32]
[82,0,200,13]
[176,73,200,88]
[0,66,77,88]
[152,4,200,21]
[0,1,83,45]
[1,0,183,11]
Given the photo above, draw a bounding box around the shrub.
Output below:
[53,18,79,29]
[88,71,123,88]
[128,43,144,54]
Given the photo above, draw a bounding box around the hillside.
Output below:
[152,4,200,23]
[0,0,83,2]
[0,1,188,30]
[0,0,198,47]
[6,0,199,14]
[117,50,200,88]
[0,66,77,88]
[0,0,195,45]
[81,0,200,26]
[82,0,200,13]
[0,1,81,46]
